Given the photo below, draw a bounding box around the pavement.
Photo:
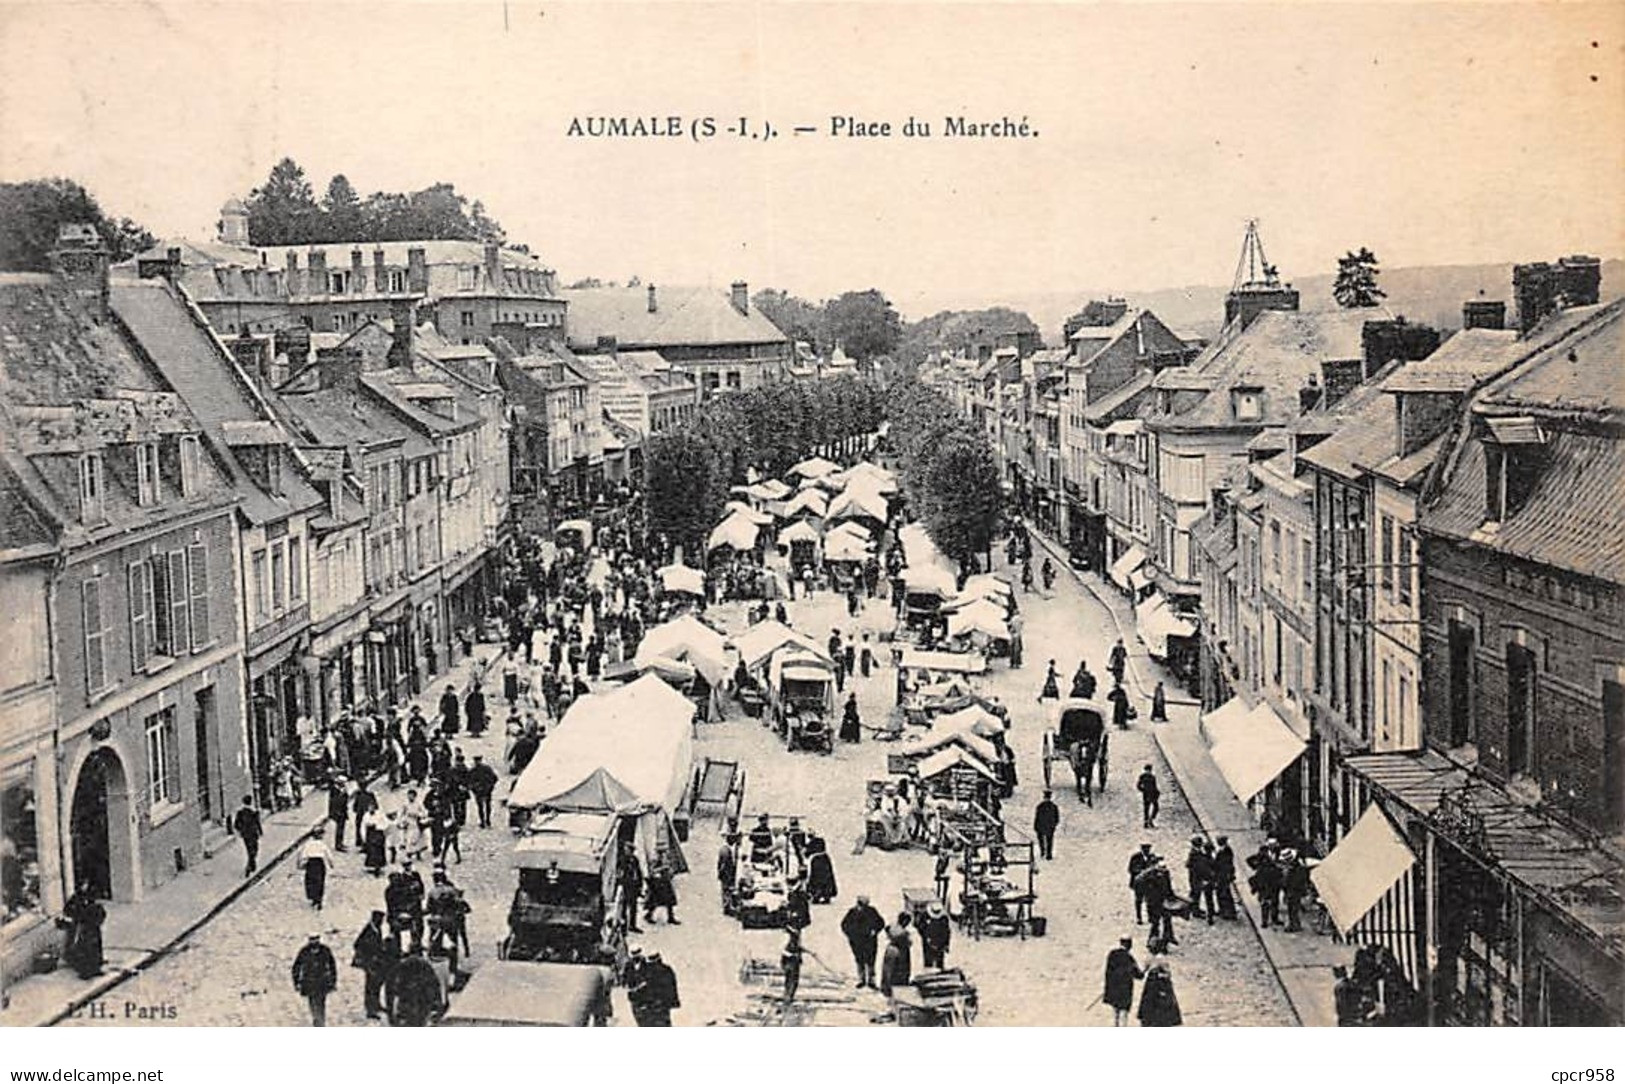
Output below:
[0,643,504,1029]
[1026,523,1345,1027]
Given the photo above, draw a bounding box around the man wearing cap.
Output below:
[467,755,499,829]
[841,895,885,988]
[327,776,351,852]
[1103,937,1143,1026]
[232,795,263,877]
[291,931,338,1027]
[1136,764,1160,829]
[630,950,680,1026]
[919,899,952,970]
[1033,790,1060,860]
[352,910,396,1021]
[1128,843,1157,924]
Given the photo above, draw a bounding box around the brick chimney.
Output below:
[285,251,302,296]
[407,247,428,293]
[1319,358,1363,407]
[1557,255,1601,308]
[1225,284,1299,333]
[647,284,658,314]
[388,299,416,368]
[275,326,311,377]
[1462,299,1506,330]
[350,248,364,292]
[161,247,183,283]
[373,248,387,294]
[731,281,749,315]
[49,223,110,317]
[315,346,363,391]
[307,248,328,294]
[1396,389,1462,458]
[484,242,502,290]
[1361,318,1440,379]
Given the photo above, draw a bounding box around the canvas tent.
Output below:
[658,564,706,597]
[824,530,870,562]
[635,615,730,685]
[789,456,840,479]
[826,485,889,524]
[946,598,1011,640]
[782,489,829,520]
[778,520,822,546]
[707,513,761,553]
[732,620,831,672]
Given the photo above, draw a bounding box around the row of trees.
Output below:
[751,287,904,363]
[643,377,887,561]
[888,382,1003,571]
[244,158,507,246]
[0,178,155,270]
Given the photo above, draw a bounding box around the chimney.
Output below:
[388,299,416,368]
[162,247,183,283]
[307,248,328,294]
[315,346,363,391]
[1396,389,1463,458]
[1361,318,1440,379]
[1557,255,1601,309]
[484,241,502,290]
[49,223,110,317]
[228,331,262,376]
[406,247,428,293]
[1225,283,1299,332]
[373,248,387,294]
[597,335,619,353]
[730,281,748,315]
[285,251,302,296]
[647,284,658,313]
[1319,358,1362,407]
[274,326,311,378]
[1462,299,1506,331]
[1298,375,1322,415]
[350,248,364,291]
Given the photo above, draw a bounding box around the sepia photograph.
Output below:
[0,0,1621,1058]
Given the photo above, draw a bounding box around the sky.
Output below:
[2,1,1621,319]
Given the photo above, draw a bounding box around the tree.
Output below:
[753,288,827,350]
[0,178,155,269]
[245,157,320,245]
[824,289,903,361]
[644,431,726,562]
[886,380,1003,570]
[321,174,364,243]
[1334,247,1385,308]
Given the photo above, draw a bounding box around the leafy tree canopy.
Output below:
[244,157,508,247]
[1334,246,1385,308]
[0,178,155,270]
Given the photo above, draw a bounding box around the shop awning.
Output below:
[657,564,705,597]
[1209,701,1306,803]
[1109,546,1147,589]
[1310,804,1417,934]
[1136,595,1198,658]
[1199,696,1252,748]
[778,520,822,545]
[707,513,761,552]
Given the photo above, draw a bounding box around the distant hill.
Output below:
[930,259,1625,345]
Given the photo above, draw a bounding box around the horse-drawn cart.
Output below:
[1041,698,1107,801]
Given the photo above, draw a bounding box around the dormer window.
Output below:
[179,435,201,497]
[136,442,160,506]
[1482,416,1546,524]
[79,453,105,524]
[1233,389,1263,422]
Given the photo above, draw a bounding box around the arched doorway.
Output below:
[70,747,132,901]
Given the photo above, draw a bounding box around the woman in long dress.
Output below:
[1137,961,1183,1026]
[879,914,913,997]
[805,836,838,904]
[300,830,332,910]
[362,809,389,875]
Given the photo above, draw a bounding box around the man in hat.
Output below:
[1128,843,1157,924]
[919,899,952,970]
[1136,764,1160,829]
[1281,848,1310,932]
[780,928,805,1008]
[841,895,886,988]
[467,755,499,829]
[1108,638,1127,686]
[1212,836,1238,919]
[386,859,426,952]
[291,931,338,1027]
[1186,836,1214,923]
[1103,937,1144,1026]
[1136,856,1178,950]
[438,684,460,737]
[327,776,350,852]
[387,944,444,1027]
[1033,790,1060,860]
[630,950,680,1026]
[352,910,396,1020]
[232,795,263,877]
[717,834,740,916]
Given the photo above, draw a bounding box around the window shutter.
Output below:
[187,544,211,649]
[82,578,105,692]
[168,550,190,653]
[128,561,152,671]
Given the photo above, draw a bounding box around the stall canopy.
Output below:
[947,599,1011,640]
[1209,701,1307,803]
[782,489,829,520]
[751,479,791,501]
[768,646,835,689]
[934,704,1009,738]
[916,746,999,783]
[635,615,730,684]
[912,721,1001,764]
[900,647,988,674]
[790,456,840,479]
[732,620,831,671]
[902,564,958,597]
[658,564,706,597]
[707,513,761,552]
[1199,696,1252,748]
[826,485,889,524]
[724,501,775,527]
[1135,595,1199,658]
[1310,805,1417,934]
[836,462,898,494]
[778,520,822,546]
[824,530,871,563]
[1109,546,1148,589]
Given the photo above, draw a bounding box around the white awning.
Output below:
[947,599,1010,640]
[1209,701,1306,803]
[824,531,871,562]
[707,513,761,552]
[1109,545,1147,589]
[1199,696,1252,748]
[1136,596,1198,658]
[1105,419,1143,437]
[657,564,705,597]
[778,520,822,545]
[1310,805,1417,934]
[789,456,840,479]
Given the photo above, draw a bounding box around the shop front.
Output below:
[247,639,308,807]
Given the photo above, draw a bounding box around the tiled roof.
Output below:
[1381,328,1519,393]
[0,458,56,552]
[1295,378,1399,481]
[1478,300,1624,416]
[563,286,787,349]
[1422,429,1625,581]
[275,383,433,458]
[0,274,164,403]
[1369,434,1445,489]
[109,280,322,524]
[1083,371,1154,424]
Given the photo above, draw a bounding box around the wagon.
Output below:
[1040,698,1106,794]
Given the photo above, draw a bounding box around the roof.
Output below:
[1478,301,1624,417]
[563,285,788,349]
[0,459,56,552]
[274,382,432,458]
[1083,371,1154,424]
[1296,378,1399,482]
[1381,328,1520,393]
[1148,308,1387,431]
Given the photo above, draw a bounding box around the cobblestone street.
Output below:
[62,549,1294,1027]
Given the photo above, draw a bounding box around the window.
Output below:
[144,706,180,809]
[1507,641,1538,776]
[329,270,349,295]
[187,544,211,649]
[726,370,742,389]
[1380,514,1395,593]
[128,560,153,671]
[153,550,189,657]
[288,538,303,602]
[389,270,406,293]
[179,435,201,497]
[271,543,286,612]
[1233,390,1263,422]
[82,576,108,694]
[1302,538,1313,597]
[1398,529,1415,606]
[251,549,268,619]
[2,772,41,920]
[460,310,476,328]
[1269,522,1282,579]
[79,454,105,524]
[136,443,160,506]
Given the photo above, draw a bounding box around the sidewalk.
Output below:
[0,643,504,1028]
[1026,523,1343,1027]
